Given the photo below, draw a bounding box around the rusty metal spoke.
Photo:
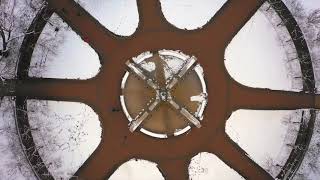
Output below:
[157,158,190,180]
[13,0,316,179]
[0,78,95,103]
[230,81,320,111]
[136,0,169,32]
[202,0,266,47]
[46,0,121,58]
[73,142,124,179]
[210,133,273,180]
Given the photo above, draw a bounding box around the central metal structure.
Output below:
[1,0,319,179]
[121,50,207,138]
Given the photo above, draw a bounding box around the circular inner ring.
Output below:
[120,50,208,138]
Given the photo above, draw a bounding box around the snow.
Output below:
[294,113,320,180]
[160,0,226,30]
[0,98,36,180]
[283,0,320,178]
[27,101,101,179]
[79,0,139,36]
[189,152,244,180]
[1,0,320,179]
[109,159,164,180]
[225,6,299,91]
[29,14,100,79]
[226,110,301,177]
[28,0,303,179]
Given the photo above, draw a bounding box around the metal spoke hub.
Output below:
[158,89,171,102]
[120,50,208,138]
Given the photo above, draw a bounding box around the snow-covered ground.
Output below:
[1,0,320,179]
[0,98,36,180]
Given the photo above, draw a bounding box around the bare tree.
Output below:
[0,0,50,80]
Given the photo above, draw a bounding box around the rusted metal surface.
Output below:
[123,52,203,137]
[1,0,317,179]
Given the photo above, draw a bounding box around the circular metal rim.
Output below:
[13,0,316,179]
